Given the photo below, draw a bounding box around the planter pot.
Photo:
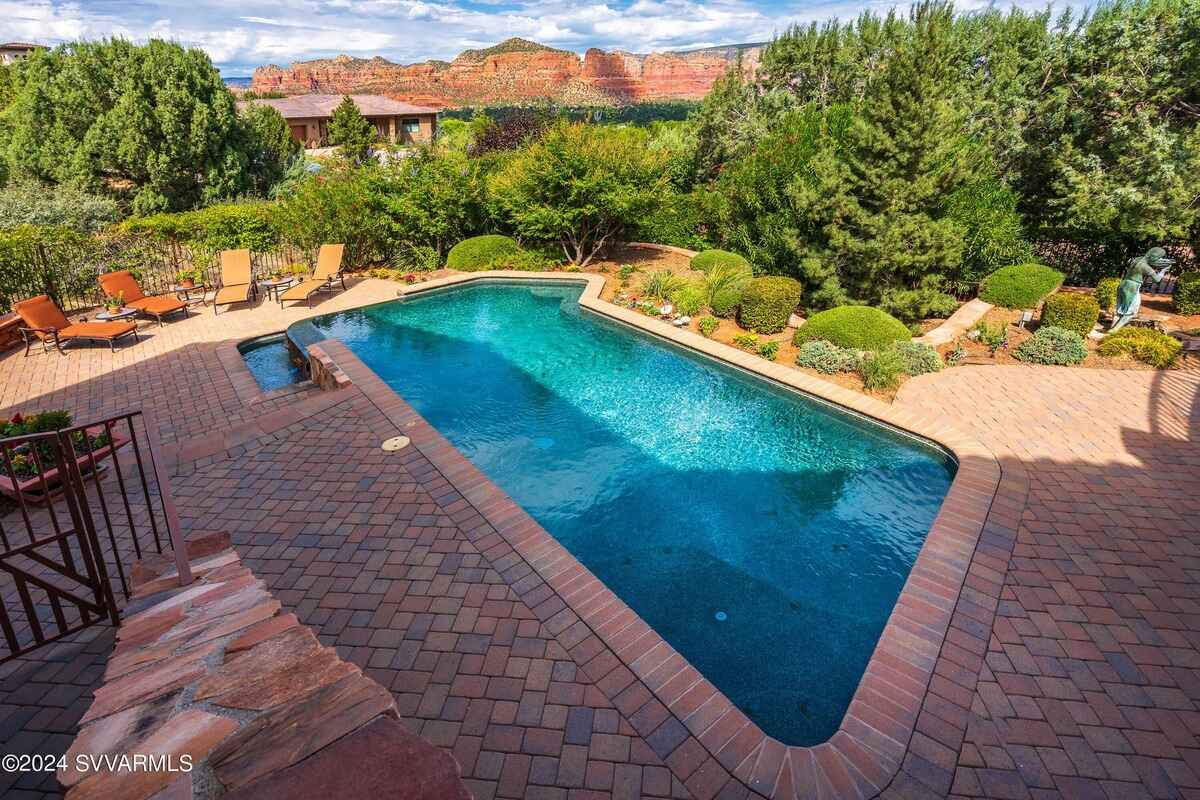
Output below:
[0,428,131,505]
[180,279,195,289]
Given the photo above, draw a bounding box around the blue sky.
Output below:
[6,0,1066,75]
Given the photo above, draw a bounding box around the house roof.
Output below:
[0,43,43,50]
[237,94,439,119]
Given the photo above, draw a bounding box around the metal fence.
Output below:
[0,410,191,662]
[0,235,314,315]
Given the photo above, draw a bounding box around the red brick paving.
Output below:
[1,281,1198,799]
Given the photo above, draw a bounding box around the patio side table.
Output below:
[172,284,211,307]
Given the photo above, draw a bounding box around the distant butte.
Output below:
[249,37,763,108]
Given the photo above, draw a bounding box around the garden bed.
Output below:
[0,426,131,504]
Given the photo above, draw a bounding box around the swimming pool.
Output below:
[289,281,955,745]
[238,334,305,392]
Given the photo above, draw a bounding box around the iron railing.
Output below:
[0,410,191,662]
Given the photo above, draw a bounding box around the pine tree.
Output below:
[824,0,982,299]
[328,96,376,164]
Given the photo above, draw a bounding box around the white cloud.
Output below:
[10,0,1085,74]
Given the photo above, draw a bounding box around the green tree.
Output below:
[239,102,301,196]
[275,164,392,268]
[488,122,668,266]
[812,0,984,300]
[3,39,251,214]
[689,57,764,182]
[383,150,489,256]
[327,96,376,163]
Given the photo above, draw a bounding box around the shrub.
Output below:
[1176,272,1200,315]
[669,284,704,316]
[792,306,911,350]
[710,288,741,318]
[738,276,802,334]
[446,235,521,271]
[732,333,758,350]
[690,249,750,274]
[1094,277,1121,313]
[632,191,709,251]
[859,350,906,391]
[0,181,122,233]
[879,286,959,323]
[971,320,1009,354]
[699,316,719,337]
[1014,326,1087,365]
[892,341,943,375]
[1040,292,1100,338]
[795,340,861,374]
[979,263,1064,309]
[642,270,685,302]
[942,179,1034,292]
[1098,328,1181,368]
[757,340,779,360]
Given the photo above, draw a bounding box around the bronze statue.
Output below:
[1109,247,1173,332]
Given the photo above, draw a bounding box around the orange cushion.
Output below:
[215,284,251,305]
[98,271,146,303]
[129,295,186,315]
[280,279,324,301]
[14,295,70,334]
[60,321,136,339]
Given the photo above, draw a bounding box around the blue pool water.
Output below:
[239,334,305,391]
[290,282,955,745]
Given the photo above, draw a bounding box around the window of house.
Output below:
[402,118,421,134]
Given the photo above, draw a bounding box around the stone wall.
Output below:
[60,532,469,800]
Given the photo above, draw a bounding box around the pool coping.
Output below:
[300,271,1003,799]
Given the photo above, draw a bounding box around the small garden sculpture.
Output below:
[1110,247,1173,333]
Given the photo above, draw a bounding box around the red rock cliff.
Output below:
[250,38,762,108]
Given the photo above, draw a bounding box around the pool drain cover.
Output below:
[381,435,411,452]
[714,611,728,622]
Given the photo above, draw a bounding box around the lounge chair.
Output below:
[213,249,257,315]
[279,244,346,308]
[14,294,138,356]
[98,270,188,327]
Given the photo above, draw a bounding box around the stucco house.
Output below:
[238,94,439,148]
[1,42,44,64]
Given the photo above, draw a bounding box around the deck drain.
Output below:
[381,435,411,452]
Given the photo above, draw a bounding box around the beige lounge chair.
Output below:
[98,270,188,326]
[213,250,257,315]
[279,245,346,308]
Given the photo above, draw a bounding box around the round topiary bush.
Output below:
[1176,272,1200,315]
[1040,292,1100,338]
[979,263,1064,309]
[447,235,521,271]
[792,306,911,350]
[690,249,750,274]
[1098,327,1182,368]
[710,287,742,318]
[737,276,803,334]
[1013,326,1087,365]
[1094,277,1121,313]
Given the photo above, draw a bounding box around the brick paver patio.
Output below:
[0,276,1197,799]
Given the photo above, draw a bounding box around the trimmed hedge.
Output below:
[1014,326,1087,365]
[1098,328,1182,368]
[1040,292,1100,338]
[447,235,521,271]
[979,263,1064,309]
[1176,272,1200,315]
[690,249,750,274]
[738,276,802,334]
[792,306,911,350]
[1094,277,1121,313]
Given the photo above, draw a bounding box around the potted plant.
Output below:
[0,411,131,504]
[289,262,310,278]
[176,268,200,289]
[104,291,125,315]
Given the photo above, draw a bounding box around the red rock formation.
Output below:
[250,38,762,108]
